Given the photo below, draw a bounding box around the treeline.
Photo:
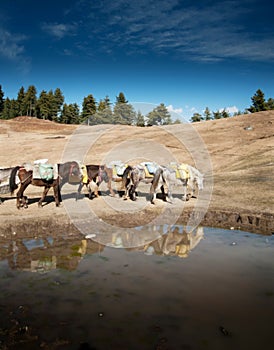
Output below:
[190,89,274,122]
[0,85,273,125]
[0,85,174,126]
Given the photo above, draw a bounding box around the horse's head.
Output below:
[70,161,83,181]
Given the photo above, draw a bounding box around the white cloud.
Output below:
[0,28,25,60]
[41,22,77,39]
[167,104,183,115]
[78,0,274,62]
[219,106,239,114]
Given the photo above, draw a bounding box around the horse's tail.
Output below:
[9,166,21,194]
[122,165,133,185]
[151,167,163,191]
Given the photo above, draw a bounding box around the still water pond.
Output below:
[0,226,274,350]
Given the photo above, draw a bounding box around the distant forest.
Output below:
[0,85,273,125]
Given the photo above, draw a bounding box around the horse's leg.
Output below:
[149,182,159,204]
[88,180,99,199]
[53,184,61,207]
[188,178,196,197]
[150,183,157,204]
[16,183,28,209]
[92,182,100,199]
[107,178,116,197]
[181,178,190,201]
[130,180,140,201]
[76,182,84,201]
[166,181,173,203]
[123,178,131,200]
[38,186,50,207]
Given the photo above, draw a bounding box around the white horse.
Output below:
[150,163,204,204]
[150,165,189,204]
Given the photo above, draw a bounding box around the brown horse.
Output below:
[9,161,82,209]
[76,164,124,200]
[121,162,159,201]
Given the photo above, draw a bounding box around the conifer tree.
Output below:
[213,110,222,119]
[248,89,267,113]
[37,90,51,120]
[52,88,64,121]
[17,87,25,116]
[266,97,274,110]
[24,85,37,116]
[204,107,211,120]
[113,92,135,125]
[60,103,80,124]
[0,85,4,116]
[88,98,113,125]
[221,108,230,118]
[1,98,18,119]
[146,103,172,125]
[135,111,145,126]
[190,113,203,123]
[82,94,97,122]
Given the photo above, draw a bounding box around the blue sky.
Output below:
[1,0,274,119]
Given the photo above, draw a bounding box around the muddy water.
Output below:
[0,226,274,350]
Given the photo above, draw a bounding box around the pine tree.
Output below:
[266,97,274,110]
[103,95,111,108]
[135,111,145,126]
[37,90,51,120]
[52,88,64,121]
[88,98,113,125]
[248,89,267,113]
[1,98,18,119]
[213,110,222,119]
[17,87,25,116]
[204,107,211,121]
[113,92,135,125]
[190,113,203,123]
[116,92,128,104]
[60,103,80,124]
[146,103,172,126]
[221,108,230,118]
[0,85,4,116]
[82,94,97,122]
[24,85,37,116]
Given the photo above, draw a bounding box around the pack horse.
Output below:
[9,160,82,208]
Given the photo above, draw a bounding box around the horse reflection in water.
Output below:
[108,226,204,259]
[4,236,104,272]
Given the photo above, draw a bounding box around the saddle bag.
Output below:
[39,163,54,181]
